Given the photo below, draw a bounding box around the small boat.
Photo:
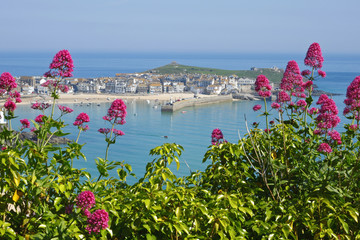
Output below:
[182,111,187,114]
[146,100,150,104]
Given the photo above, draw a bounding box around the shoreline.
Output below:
[9,92,219,106]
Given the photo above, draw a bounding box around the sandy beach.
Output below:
[12,92,216,106]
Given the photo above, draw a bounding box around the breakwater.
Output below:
[161,95,233,112]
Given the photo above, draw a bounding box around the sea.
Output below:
[0,52,359,183]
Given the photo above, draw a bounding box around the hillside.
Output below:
[145,62,284,83]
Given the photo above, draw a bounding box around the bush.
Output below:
[1,44,360,239]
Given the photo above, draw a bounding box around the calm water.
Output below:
[2,52,359,182]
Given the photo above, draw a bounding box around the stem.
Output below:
[104,122,116,161]
[75,129,82,143]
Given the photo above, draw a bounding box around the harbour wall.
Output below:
[161,95,233,112]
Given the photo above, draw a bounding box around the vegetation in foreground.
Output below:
[1,43,360,239]
[145,62,284,83]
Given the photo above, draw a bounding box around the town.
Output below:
[16,71,276,97]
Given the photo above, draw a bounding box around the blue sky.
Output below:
[1,0,359,54]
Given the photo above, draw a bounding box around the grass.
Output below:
[145,62,284,83]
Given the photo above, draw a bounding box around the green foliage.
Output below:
[146,63,284,83]
[3,55,360,239]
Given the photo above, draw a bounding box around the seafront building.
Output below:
[15,72,262,96]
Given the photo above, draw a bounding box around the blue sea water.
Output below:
[1,52,359,183]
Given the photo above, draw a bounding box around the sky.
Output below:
[1,0,360,54]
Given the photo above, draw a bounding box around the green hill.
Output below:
[145,62,284,83]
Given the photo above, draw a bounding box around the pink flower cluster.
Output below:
[85,209,109,234]
[58,105,73,114]
[31,102,51,111]
[9,91,22,103]
[253,104,262,111]
[103,99,127,124]
[315,94,340,130]
[344,76,360,120]
[280,60,304,92]
[99,99,127,139]
[98,128,125,136]
[20,119,30,130]
[211,128,225,145]
[75,191,109,234]
[317,143,332,153]
[35,114,46,124]
[254,75,272,98]
[4,100,16,112]
[40,80,69,93]
[73,112,90,131]
[44,50,74,78]
[0,72,22,113]
[76,191,95,217]
[0,72,17,92]
[304,42,324,69]
[315,94,341,153]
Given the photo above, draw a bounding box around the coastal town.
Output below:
[15,67,280,98]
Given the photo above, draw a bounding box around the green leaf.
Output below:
[338,216,349,234]
[143,199,151,210]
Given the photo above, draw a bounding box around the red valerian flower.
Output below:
[253,104,262,111]
[35,114,45,123]
[85,209,109,234]
[280,60,303,92]
[0,72,17,92]
[318,70,326,78]
[304,42,324,69]
[211,128,226,145]
[4,99,16,112]
[76,191,95,213]
[255,75,272,98]
[44,50,74,78]
[344,76,360,120]
[58,105,73,114]
[317,142,332,153]
[20,119,30,130]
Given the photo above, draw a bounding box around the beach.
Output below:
[11,92,216,106]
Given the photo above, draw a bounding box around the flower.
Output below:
[0,72,17,92]
[316,94,340,130]
[73,112,90,130]
[301,70,311,76]
[20,119,30,130]
[76,191,95,212]
[296,99,307,107]
[44,50,74,78]
[318,70,326,78]
[254,75,272,98]
[344,76,360,120]
[65,204,74,214]
[307,107,319,115]
[58,84,69,93]
[349,124,358,131]
[253,104,262,111]
[58,105,73,114]
[98,128,111,134]
[112,129,125,136]
[31,102,51,111]
[211,128,225,145]
[85,209,109,234]
[271,102,280,109]
[104,99,127,123]
[317,143,332,153]
[280,60,303,91]
[35,114,45,123]
[328,130,342,145]
[304,42,324,69]
[4,99,16,112]
[277,91,291,103]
